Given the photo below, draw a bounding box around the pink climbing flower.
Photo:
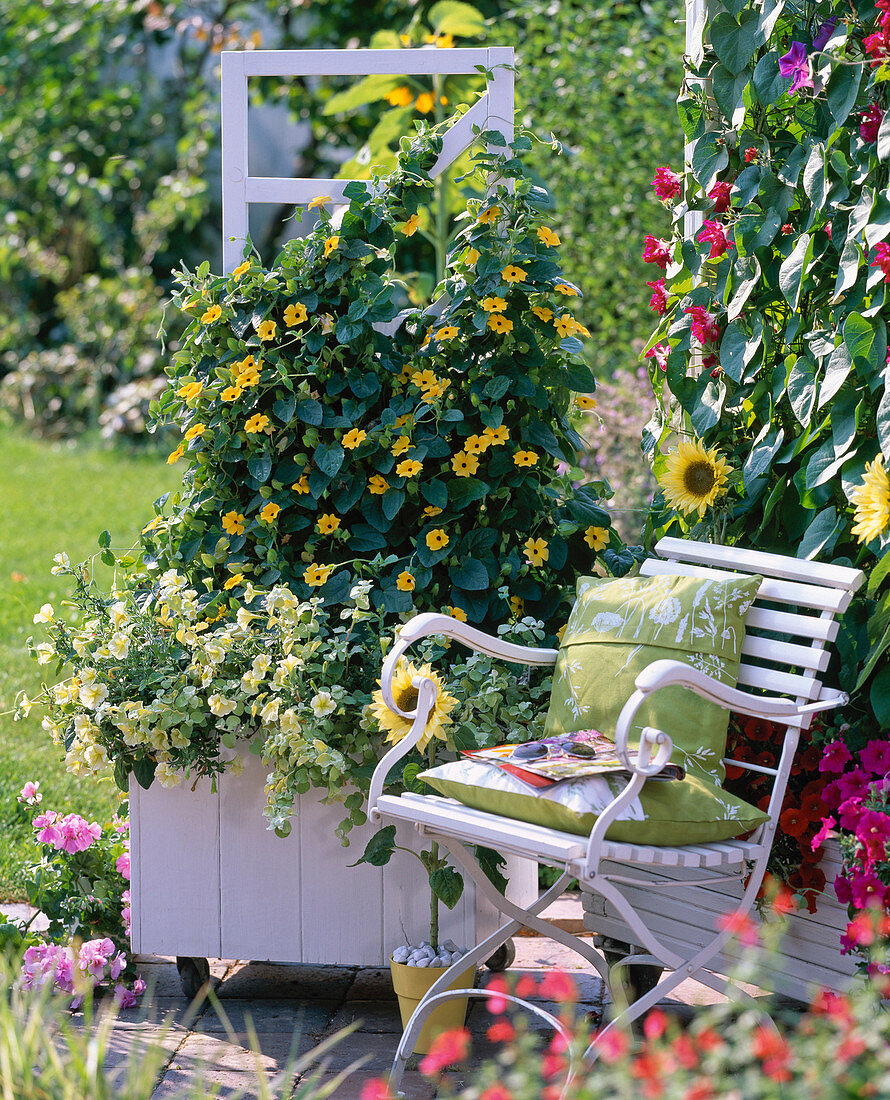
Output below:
[642,234,672,269]
[684,305,721,347]
[646,277,668,314]
[644,343,670,372]
[778,41,813,95]
[18,781,42,805]
[861,103,884,143]
[708,181,732,213]
[871,241,890,281]
[651,166,682,201]
[819,739,852,774]
[697,219,733,259]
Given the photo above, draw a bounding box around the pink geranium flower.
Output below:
[56,813,101,854]
[697,219,733,259]
[642,234,672,269]
[116,851,131,880]
[18,781,42,806]
[32,811,62,847]
[651,166,682,201]
[646,277,668,314]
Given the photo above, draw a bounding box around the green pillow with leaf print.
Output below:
[543,572,763,785]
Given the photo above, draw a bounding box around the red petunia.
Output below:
[418,1027,471,1076]
[486,1019,515,1043]
[538,969,578,1003]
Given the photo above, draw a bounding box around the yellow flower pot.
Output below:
[389,956,477,1054]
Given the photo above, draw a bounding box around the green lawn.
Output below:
[0,427,178,900]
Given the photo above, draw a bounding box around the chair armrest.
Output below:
[632,658,848,721]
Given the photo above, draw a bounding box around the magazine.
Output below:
[463,729,685,789]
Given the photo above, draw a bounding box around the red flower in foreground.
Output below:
[538,969,578,1003]
[643,1008,668,1040]
[871,241,890,281]
[717,909,759,946]
[481,1085,514,1100]
[486,1019,515,1043]
[708,181,732,213]
[483,975,509,1014]
[696,219,733,259]
[646,277,668,314]
[595,1026,630,1063]
[418,1027,470,1076]
[751,1025,791,1081]
[359,1080,395,1100]
[861,102,883,142]
[642,234,673,269]
[684,305,721,347]
[744,147,759,162]
[651,165,682,201]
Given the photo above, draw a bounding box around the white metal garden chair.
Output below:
[368,537,864,1090]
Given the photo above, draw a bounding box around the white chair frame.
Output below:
[368,537,863,1093]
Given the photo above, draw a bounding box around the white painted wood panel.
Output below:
[131,753,538,964]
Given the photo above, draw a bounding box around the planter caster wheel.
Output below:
[598,937,663,1002]
[176,956,211,1000]
[485,939,516,971]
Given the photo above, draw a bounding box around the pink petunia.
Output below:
[833,767,872,805]
[642,234,672,269]
[646,277,668,314]
[850,870,888,910]
[697,219,733,259]
[856,808,890,861]
[860,739,890,777]
[810,815,836,852]
[818,739,852,774]
[651,166,682,202]
[708,181,733,214]
[18,781,42,806]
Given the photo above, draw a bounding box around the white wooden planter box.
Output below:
[581,839,858,1001]
[129,751,537,965]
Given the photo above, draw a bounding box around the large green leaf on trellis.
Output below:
[428,1,486,35]
[710,10,760,75]
[827,63,862,125]
[323,75,403,116]
[779,233,813,309]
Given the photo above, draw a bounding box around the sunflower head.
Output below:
[370,660,457,752]
[851,455,890,544]
[659,437,731,518]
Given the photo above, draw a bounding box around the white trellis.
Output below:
[130,46,536,973]
[220,47,515,272]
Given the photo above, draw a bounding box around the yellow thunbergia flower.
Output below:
[478,206,501,225]
[537,227,561,247]
[555,283,579,296]
[484,425,510,446]
[222,511,246,536]
[401,213,421,236]
[343,428,367,449]
[201,304,222,324]
[575,322,591,337]
[238,368,260,388]
[184,423,206,441]
[464,434,490,454]
[257,320,277,342]
[576,394,597,410]
[488,314,513,334]
[167,444,185,465]
[435,325,459,341]
[260,502,281,523]
[444,605,467,622]
[232,260,252,278]
[391,435,412,456]
[394,414,413,428]
[235,354,256,373]
[396,459,422,478]
[304,563,333,587]
[411,368,438,390]
[284,302,308,326]
[584,526,609,551]
[524,537,549,566]
[501,265,528,284]
[554,314,577,337]
[368,475,389,495]
[324,235,340,258]
[513,450,539,467]
[481,296,507,313]
[317,513,341,535]
[451,452,479,477]
[415,92,434,113]
[386,85,413,107]
[465,248,480,264]
[307,195,331,210]
[423,378,450,400]
[423,505,443,517]
[178,381,203,400]
[510,596,525,615]
[223,573,245,590]
[531,306,553,322]
[426,528,449,550]
[292,476,310,494]
[396,570,415,592]
[245,413,270,434]
[222,385,242,402]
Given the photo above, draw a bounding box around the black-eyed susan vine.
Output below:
[26,125,628,838]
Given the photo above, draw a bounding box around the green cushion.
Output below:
[543,572,763,785]
[420,758,768,844]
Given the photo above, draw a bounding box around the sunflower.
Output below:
[370,660,458,750]
[659,438,731,517]
[851,455,890,543]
